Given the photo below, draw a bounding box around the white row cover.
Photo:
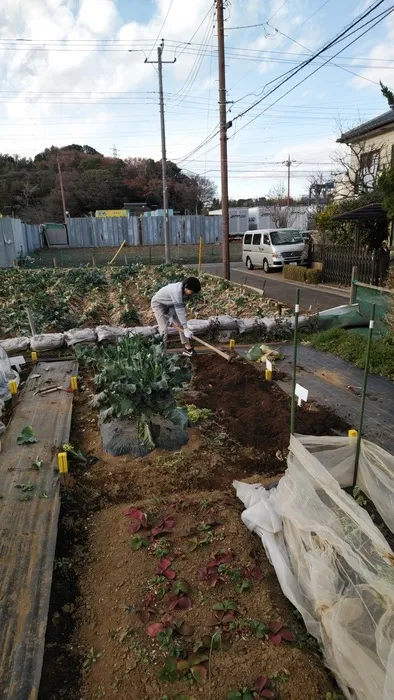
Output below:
[235,435,394,700]
[0,315,306,353]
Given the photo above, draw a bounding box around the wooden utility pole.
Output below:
[283,154,297,208]
[217,0,230,280]
[57,155,67,224]
[145,40,176,264]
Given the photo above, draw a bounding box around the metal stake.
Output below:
[353,303,376,488]
[290,289,300,435]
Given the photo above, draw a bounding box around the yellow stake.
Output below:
[57,452,68,474]
[70,376,78,391]
[229,339,235,350]
[265,369,272,381]
[348,429,358,438]
[31,351,38,362]
[9,379,18,395]
[198,235,203,273]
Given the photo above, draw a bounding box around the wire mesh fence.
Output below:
[21,243,242,269]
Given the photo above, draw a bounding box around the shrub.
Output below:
[283,265,306,282]
[306,328,394,379]
[305,268,323,285]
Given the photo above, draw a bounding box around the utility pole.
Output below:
[217,0,230,280]
[283,154,297,208]
[57,155,67,224]
[145,40,176,264]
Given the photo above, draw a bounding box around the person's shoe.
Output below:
[183,347,197,358]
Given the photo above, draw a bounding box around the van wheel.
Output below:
[263,259,270,273]
[246,257,254,270]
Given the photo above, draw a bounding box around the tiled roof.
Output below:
[337,109,394,143]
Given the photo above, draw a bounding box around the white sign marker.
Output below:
[266,358,273,372]
[295,383,309,407]
[9,355,26,372]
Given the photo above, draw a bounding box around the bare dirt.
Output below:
[38,354,347,700]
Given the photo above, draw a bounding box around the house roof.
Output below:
[332,202,387,222]
[337,109,394,144]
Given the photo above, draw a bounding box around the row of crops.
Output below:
[0,264,281,338]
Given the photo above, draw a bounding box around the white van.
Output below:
[242,228,307,272]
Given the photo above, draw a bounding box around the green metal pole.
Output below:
[290,288,300,436]
[353,303,376,488]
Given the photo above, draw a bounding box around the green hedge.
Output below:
[283,265,306,282]
[283,266,322,285]
[307,328,394,379]
[305,269,323,284]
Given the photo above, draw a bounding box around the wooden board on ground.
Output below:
[0,361,77,700]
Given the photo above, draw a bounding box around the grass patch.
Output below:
[305,328,394,379]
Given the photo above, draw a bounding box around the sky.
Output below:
[1,0,394,200]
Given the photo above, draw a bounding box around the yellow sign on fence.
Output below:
[95,210,128,218]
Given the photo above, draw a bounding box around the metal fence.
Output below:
[321,246,390,286]
[66,215,222,248]
[0,218,41,267]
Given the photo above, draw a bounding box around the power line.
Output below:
[145,0,174,62]
[232,4,394,137]
[174,1,392,164]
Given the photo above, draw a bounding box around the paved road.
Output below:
[202,262,349,312]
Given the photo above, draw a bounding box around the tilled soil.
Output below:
[192,354,349,457]
[38,354,347,700]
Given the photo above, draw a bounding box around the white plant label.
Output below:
[266,358,273,372]
[295,383,309,407]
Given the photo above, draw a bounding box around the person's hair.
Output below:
[183,276,201,294]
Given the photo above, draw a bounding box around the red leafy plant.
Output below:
[125,506,175,543]
[267,620,295,645]
[165,580,192,612]
[147,615,194,639]
[198,551,234,588]
[228,675,276,699]
[208,600,239,629]
[156,557,177,581]
[176,653,209,685]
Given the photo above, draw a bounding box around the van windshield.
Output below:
[270,230,303,245]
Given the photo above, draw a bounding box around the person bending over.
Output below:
[151,276,201,357]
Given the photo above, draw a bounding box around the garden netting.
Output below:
[235,435,394,700]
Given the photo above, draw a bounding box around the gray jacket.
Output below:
[151,282,187,328]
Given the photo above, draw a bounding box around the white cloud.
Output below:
[351,13,394,90]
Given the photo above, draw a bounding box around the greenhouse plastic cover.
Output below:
[234,435,394,700]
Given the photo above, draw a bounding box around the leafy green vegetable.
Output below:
[77,335,190,446]
[17,426,38,445]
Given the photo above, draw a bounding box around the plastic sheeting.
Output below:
[30,334,65,352]
[95,325,128,343]
[64,328,97,346]
[235,434,394,700]
[0,337,30,354]
[293,435,394,534]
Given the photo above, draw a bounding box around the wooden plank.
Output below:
[0,361,77,700]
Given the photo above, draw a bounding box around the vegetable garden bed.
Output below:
[38,352,348,700]
[0,264,285,340]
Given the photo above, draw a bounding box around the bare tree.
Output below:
[332,119,387,200]
[268,183,297,227]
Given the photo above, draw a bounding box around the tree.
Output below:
[380,81,394,109]
[189,174,217,211]
[267,183,297,227]
[377,165,394,219]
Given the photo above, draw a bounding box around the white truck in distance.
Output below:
[209,208,249,238]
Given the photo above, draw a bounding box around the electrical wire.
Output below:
[233,5,394,137]
[145,0,174,62]
[175,1,392,164]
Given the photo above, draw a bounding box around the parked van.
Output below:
[242,229,307,272]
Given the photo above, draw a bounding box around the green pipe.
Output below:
[353,303,376,488]
[290,288,300,436]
